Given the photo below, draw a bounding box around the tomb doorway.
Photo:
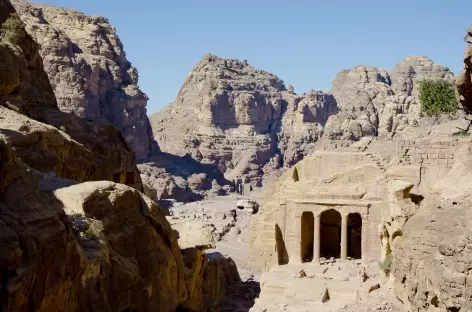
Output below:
[300,212,314,262]
[348,213,362,259]
[320,209,341,259]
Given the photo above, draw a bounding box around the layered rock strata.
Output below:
[0,2,237,310]
[152,54,453,187]
[0,1,141,189]
[151,55,339,186]
[12,1,232,202]
[12,0,157,160]
[325,56,454,140]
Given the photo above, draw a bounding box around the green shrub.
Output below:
[83,219,104,240]
[379,253,393,274]
[419,78,458,117]
[1,14,26,45]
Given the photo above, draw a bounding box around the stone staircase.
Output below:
[365,152,387,173]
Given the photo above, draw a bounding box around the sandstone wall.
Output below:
[389,140,472,312]
[152,54,454,188]
[0,0,142,189]
[386,26,472,312]
[151,55,341,187]
[396,138,457,192]
[0,2,235,310]
[12,0,157,160]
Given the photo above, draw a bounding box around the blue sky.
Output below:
[32,0,472,115]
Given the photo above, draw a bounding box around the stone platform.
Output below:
[250,260,383,312]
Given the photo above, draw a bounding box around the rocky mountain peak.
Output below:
[185,53,286,93]
[390,55,454,99]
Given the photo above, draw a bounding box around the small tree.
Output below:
[419,78,458,117]
[1,14,26,45]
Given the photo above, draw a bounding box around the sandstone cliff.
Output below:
[0,1,237,310]
[151,54,453,187]
[0,1,141,189]
[325,56,454,140]
[387,27,472,312]
[12,0,157,160]
[151,55,340,186]
[12,1,231,203]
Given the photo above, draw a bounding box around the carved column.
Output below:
[341,214,348,261]
[313,213,320,264]
[290,211,302,264]
[362,215,368,264]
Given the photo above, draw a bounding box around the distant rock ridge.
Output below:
[151,54,339,186]
[151,54,454,186]
[12,0,158,160]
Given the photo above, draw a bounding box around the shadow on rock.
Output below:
[222,279,261,312]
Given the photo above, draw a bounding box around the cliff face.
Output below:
[457,25,472,119]
[0,0,141,188]
[151,55,288,187]
[325,56,454,140]
[151,54,453,186]
[388,26,472,312]
[12,0,157,160]
[12,1,230,202]
[151,55,339,186]
[0,1,236,310]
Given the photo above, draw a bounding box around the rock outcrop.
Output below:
[0,139,234,311]
[12,1,234,202]
[0,1,141,189]
[325,56,454,140]
[12,0,157,160]
[151,55,339,186]
[457,26,472,120]
[0,2,237,310]
[392,142,472,312]
[151,54,453,187]
[389,28,472,312]
[138,153,229,202]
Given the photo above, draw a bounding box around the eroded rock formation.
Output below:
[12,0,157,160]
[9,0,234,203]
[151,55,339,186]
[0,2,238,310]
[0,1,141,188]
[392,142,472,312]
[325,56,454,140]
[151,54,453,187]
[457,26,472,126]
